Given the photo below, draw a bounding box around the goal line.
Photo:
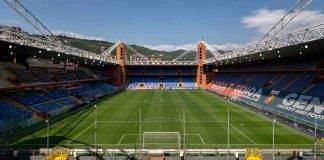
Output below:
[117,133,206,146]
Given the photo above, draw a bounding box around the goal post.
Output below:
[142,132,181,149]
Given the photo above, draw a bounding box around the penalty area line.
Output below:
[68,122,95,145]
[185,134,206,144]
[117,133,206,144]
[197,134,205,144]
[228,122,256,144]
[117,134,138,144]
[117,134,125,145]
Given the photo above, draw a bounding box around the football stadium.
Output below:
[0,0,323,159]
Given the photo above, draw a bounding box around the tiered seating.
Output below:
[181,68,194,75]
[128,76,197,89]
[248,74,273,87]
[0,80,5,87]
[211,73,321,95]
[69,83,117,100]
[79,84,116,100]
[0,68,6,87]
[128,77,142,88]
[163,68,177,74]
[285,74,316,93]
[182,77,195,88]
[75,70,93,80]
[164,77,178,88]
[271,74,299,90]
[55,97,77,106]
[44,90,68,100]
[128,67,195,75]
[281,59,317,70]
[0,101,32,130]
[57,71,74,81]
[93,70,107,79]
[3,61,102,85]
[214,73,250,84]
[147,68,161,75]
[307,82,324,97]
[6,91,49,106]
[69,85,91,94]
[34,70,52,82]
[11,67,38,83]
[127,67,145,74]
[57,70,92,81]
[238,65,257,72]
[145,77,159,88]
[219,58,321,72]
[33,102,64,113]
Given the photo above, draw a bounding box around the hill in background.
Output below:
[58,35,197,61]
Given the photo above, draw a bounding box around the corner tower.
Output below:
[196,41,207,88]
[116,42,126,86]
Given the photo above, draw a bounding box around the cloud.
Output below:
[144,44,196,52]
[53,30,106,41]
[242,8,324,34]
[144,42,248,52]
[148,8,324,52]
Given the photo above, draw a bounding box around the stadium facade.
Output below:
[0,34,323,159]
[0,0,323,159]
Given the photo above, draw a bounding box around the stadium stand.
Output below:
[0,101,32,131]
[164,77,178,88]
[307,81,324,97]
[5,91,49,106]
[127,66,196,89]
[0,54,119,133]
[32,102,64,114]
[207,54,324,138]
[182,77,196,88]
[1,1,324,159]
[44,89,68,100]
[55,97,77,106]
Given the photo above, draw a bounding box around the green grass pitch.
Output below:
[11,90,314,149]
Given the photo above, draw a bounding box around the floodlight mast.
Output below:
[3,0,119,63]
[101,41,123,58]
[172,43,196,62]
[205,0,314,64]
[124,44,150,61]
[172,50,191,62]
[257,0,313,46]
[172,41,222,63]
[4,0,58,42]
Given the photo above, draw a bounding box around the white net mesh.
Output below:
[142,132,181,149]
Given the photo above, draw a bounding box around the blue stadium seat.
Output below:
[307,82,324,97]
[32,102,64,113]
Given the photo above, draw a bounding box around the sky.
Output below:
[0,0,323,51]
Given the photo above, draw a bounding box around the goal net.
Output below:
[142,132,181,149]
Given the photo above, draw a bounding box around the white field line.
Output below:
[187,134,205,144]
[15,143,315,146]
[228,123,256,144]
[117,134,206,144]
[143,117,182,121]
[68,122,95,145]
[117,134,126,144]
[110,98,217,101]
[203,90,315,141]
[197,134,205,144]
[106,100,216,103]
[95,120,227,123]
[118,134,138,144]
